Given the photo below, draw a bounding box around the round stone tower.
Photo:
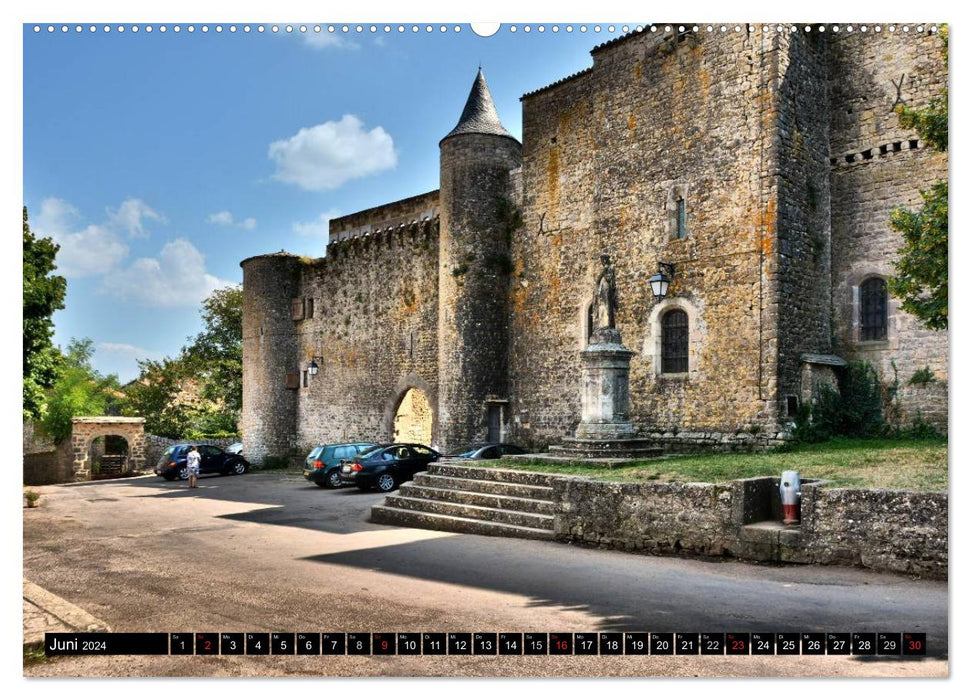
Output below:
[437,68,522,451]
[240,253,303,464]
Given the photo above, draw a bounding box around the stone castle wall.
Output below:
[241,254,303,461]
[241,27,949,456]
[827,29,948,429]
[292,219,440,453]
[509,30,783,448]
[438,133,522,450]
[773,34,835,419]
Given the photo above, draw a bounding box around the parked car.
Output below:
[303,442,378,488]
[225,441,244,456]
[154,443,249,481]
[340,443,440,492]
[447,443,527,460]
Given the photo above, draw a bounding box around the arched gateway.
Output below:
[392,387,433,446]
[70,417,147,481]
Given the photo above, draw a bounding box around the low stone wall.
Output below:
[805,487,948,576]
[555,478,735,556]
[23,441,73,486]
[553,476,947,579]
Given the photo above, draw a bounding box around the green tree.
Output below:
[23,206,67,420]
[889,26,948,330]
[40,338,122,442]
[122,357,195,438]
[182,286,243,416]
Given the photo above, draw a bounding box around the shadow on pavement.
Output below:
[78,472,387,536]
[300,534,948,657]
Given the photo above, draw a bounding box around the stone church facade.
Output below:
[242,27,947,462]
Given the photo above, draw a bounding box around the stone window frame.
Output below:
[667,183,690,240]
[847,270,895,349]
[645,297,703,379]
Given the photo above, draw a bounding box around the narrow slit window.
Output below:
[676,196,687,239]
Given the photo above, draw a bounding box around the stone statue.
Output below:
[593,254,617,330]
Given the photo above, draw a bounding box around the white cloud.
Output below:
[207,211,235,226]
[107,198,165,238]
[293,209,341,239]
[100,238,236,308]
[301,31,357,51]
[94,342,165,383]
[207,210,257,230]
[97,342,163,360]
[268,114,397,191]
[33,197,78,236]
[33,198,129,278]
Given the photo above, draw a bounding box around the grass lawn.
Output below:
[497,437,947,491]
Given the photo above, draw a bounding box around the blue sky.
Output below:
[24,23,624,381]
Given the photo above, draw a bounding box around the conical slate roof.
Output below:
[441,68,515,142]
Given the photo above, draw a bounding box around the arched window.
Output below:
[586,302,594,342]
[860,277,888,341]
[661,309,689,373]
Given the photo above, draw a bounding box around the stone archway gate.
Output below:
[71,417,147,481]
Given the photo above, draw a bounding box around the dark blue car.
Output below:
[154,443,249,481]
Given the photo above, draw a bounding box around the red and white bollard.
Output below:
[780,471,801,525]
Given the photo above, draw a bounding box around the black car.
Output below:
[447,443,527,460]
[154,443,249,481]
[303,442,378,488]
[340,443,440,492]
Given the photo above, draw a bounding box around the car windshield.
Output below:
[452,445,485,457]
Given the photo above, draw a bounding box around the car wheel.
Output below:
[325,469,342,489]
[375,473,397,493]
[232,461,247,475]
[178,466,189,480]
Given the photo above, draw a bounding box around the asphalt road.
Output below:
[23,471,948,677]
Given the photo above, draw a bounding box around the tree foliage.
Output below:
[23,206,67,420]
[889,26,948,330]
[181,286,243,415]
[40,339,122,442]
[122,286,242,439]
[122,357,196,438]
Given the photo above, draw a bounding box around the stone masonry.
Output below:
[242,26,948,462]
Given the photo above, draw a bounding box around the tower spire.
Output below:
[441,67,514,142]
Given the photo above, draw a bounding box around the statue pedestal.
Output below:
[549,328,663,461]
[575,328,636,440]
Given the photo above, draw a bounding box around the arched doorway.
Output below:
[71,417,147,481]
[88,435,130,479]
[392,387,433,446]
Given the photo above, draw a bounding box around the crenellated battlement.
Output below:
[322,216,439,266]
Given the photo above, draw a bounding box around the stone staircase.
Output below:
[370,463,557,540]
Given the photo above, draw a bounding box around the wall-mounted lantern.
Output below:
[649,262,677,301]
[308,358,321,376]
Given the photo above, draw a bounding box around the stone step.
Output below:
[428,462,558,487]
[370,505,556,541]
[382,494,554,530]
[412,472,554,500]
[398,483,556,514]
